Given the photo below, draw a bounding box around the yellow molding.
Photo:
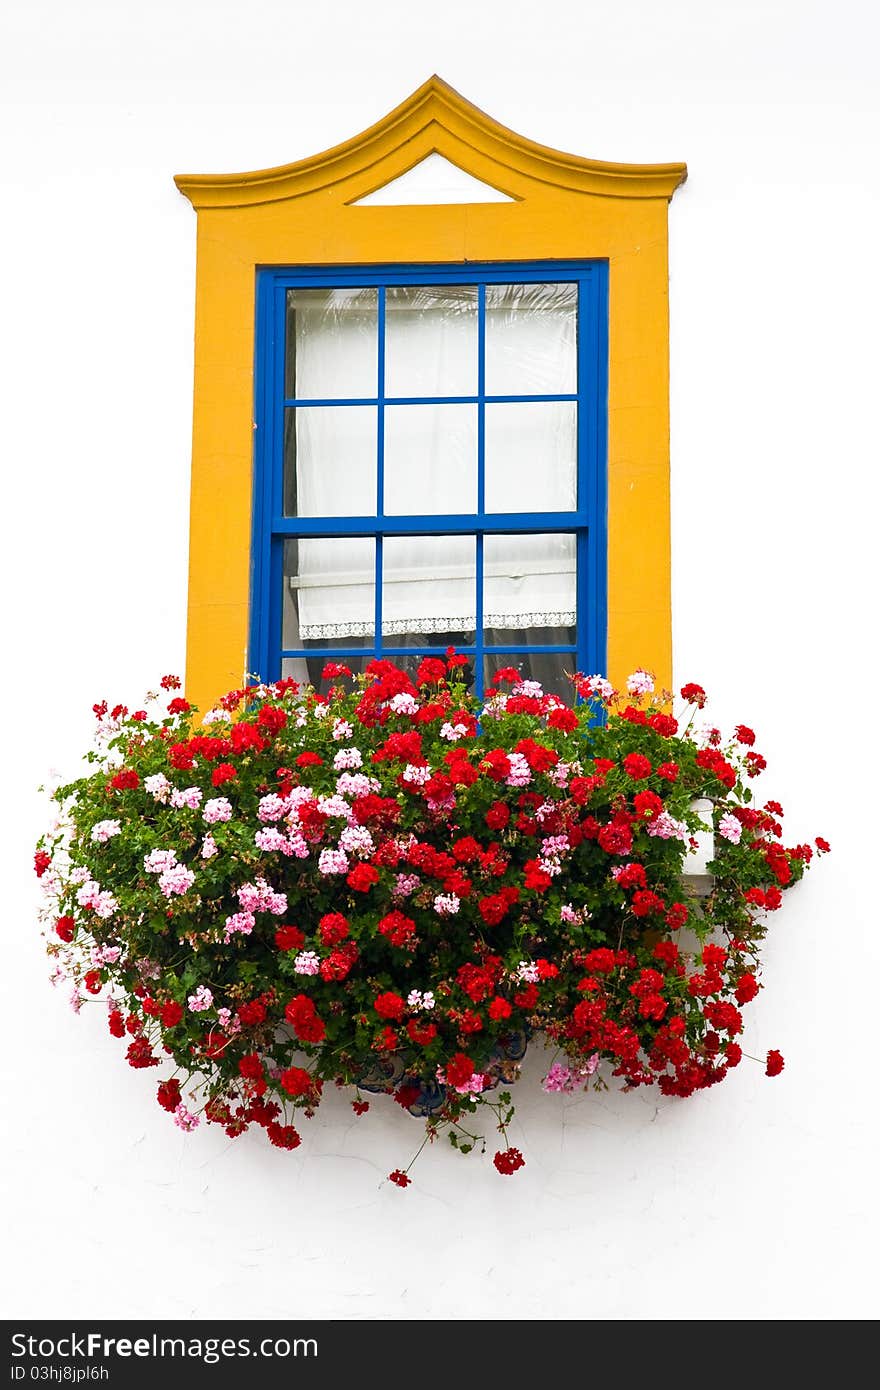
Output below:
[176,78,686,715]
[175,75,686,208]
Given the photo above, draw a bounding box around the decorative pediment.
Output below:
[174,76,687,210]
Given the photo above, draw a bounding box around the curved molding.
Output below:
[174,76,687,209]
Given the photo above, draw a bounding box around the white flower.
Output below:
[402,764,431,786]
[293,951,320,976]
[145,773,171,803]
[440,722,469,742]
[188,985,214,1012]
[90,819,121,844]
[581,675,614,700]
[144,848,178,874]
[718,812,743,844]
[407,989,435,1011]
[626,669,655,697]
[389,693,420,715]
[512,679,544,698]
[200,708,228,725]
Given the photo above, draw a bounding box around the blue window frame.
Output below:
[251,261,608,699]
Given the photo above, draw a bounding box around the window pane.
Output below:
[385,285,478,398]
[285,288,378,400]
[485,282,577,395]
[382,534,476,645]
[283,538,375,646]
[283,406,376,517]
[282,650,373,692]
[485,401,577,512]
[483,533,576,638]
[484,650,577,703]
[383,403,477,514]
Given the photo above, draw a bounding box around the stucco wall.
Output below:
[2,0,876,1320]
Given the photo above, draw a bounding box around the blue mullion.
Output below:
[579,266,608,679]
[281,645,578,660]
[265,279,287,683]
[284,397,379,407]
[250,278,287,685]
[282,392,578,408]
[247,273,269,683]
[475,283,486,702]
[270,512,585,536]
[375,287,386,657]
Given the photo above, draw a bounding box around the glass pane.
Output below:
[382,534,476,646]
[383,403,477,514]
[385,285,478,398]
[485,282,577,395]
[484,650,577,703]
[283,538,375,647]
[483,533,576,638]
[285,288,378,400]
[282,651,373,693]
[484,401,577,512]
[283,406,376,517]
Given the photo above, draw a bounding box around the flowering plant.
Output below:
[35,658,826,1183]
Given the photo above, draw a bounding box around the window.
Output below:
[251,262,608,699]
[175,78,685,714]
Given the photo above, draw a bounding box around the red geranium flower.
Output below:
[157,1078,181,1111]
[267,1123,301,1150]
[485,801,510,831]
[488,997,513,1021]
[280,1065,316,1098]
[416,657,447,686]
[285,994,326,1043]
[374,991,406,1022]
[445,1052,475,1089]
[295,751,323,767]
[110,769,140,791]
[622,752,651,780]
[347,863,379,893]
[275,925,305,952]
[54,915,75,942]
[680,683,707,707]
[160,1000,184,1028]
[493,1147,525,1176]
[766,1049,785,1077]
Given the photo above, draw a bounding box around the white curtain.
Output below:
[286,283,577,642]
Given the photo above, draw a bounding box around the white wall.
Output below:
[2,0,877,1321]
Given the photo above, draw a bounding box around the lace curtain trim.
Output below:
[298,611,576,641]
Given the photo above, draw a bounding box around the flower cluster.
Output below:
[35,659,826,1184]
